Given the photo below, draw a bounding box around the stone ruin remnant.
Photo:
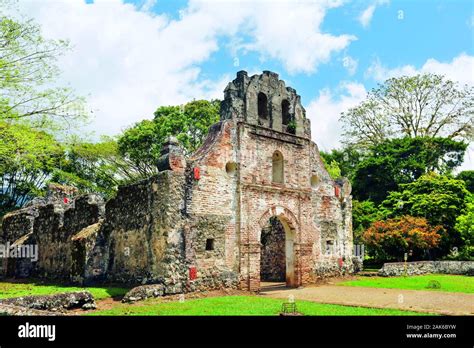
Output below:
[1,71,354,293]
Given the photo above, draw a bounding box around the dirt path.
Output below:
[259,282,474,315]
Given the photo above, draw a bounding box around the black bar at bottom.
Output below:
[0,316,471,347]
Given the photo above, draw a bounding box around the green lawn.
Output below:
[88,295,433,316]
[0,281,129,300]
[339,274,474,293]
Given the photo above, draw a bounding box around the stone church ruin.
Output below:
[1,71,354,293]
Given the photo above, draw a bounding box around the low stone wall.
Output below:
[314,257,355,278]
[378,261,474,276]
[122,284,165,303]
[0,291,96,311]
[0,303,61,316]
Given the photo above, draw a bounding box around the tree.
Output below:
[320,148,361,180]
[117,119,160,178]
[0,1,87,130]
[453,194,474,260]
[51,137,126,198]
[0,121,64,214]
[456,170,474,193]
[352,137,467,203]
[118,99,220,175]
[320,157,341,179]
[352,200,382,244]
[341,74,474,148]
[381,172,470,256]
[362,216,443,261]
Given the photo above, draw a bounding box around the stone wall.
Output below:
[1,193,105,280]
[378,261,474,276]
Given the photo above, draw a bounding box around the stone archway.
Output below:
[240,205,300,291]
[257,206,298,288]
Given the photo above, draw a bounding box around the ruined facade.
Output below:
[1,71,354,292]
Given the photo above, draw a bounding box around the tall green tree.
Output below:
[341,74,474,148]
[381,172,470,257]
[0,121,64,214]
[453,193,474,260]
[352,137,467,203]
[0,1,87,130]
[320,156,341,179]
[51,137,129,199]
[320,148,361,180]
[352,199,382,244]
[456,170,474,193]
[118,99,220,175]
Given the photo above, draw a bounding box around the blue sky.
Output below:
[17,0,474,169]
[124,0,473,103]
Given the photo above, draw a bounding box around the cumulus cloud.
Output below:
[358,1,388,28]
[305,82,367,150]
[358,5,376,28]
[15,0,355,137]
[365,53,474,86]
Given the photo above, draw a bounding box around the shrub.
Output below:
[362,216,443,262]
[426,280,441,289]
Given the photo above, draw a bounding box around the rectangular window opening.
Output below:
[326,240,334,255]
[205,239,215,251]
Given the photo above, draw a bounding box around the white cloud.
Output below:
[140,0,157,13]
[306,82,367,150]
[358,5,376,28]
[16,0,355,137]
[358,1,388,28]
[366,53,474,86]
[342,55,358,75]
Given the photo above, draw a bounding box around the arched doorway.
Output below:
[239,205,299,291]
[257,206,297,288]
[260,216,295,287]
[260,217,285,282]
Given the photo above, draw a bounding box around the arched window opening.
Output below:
[225,162,237,175]
[258,92,268,119]
[281,100,290,125]
[310,174,320,188]
[272,151,284,184]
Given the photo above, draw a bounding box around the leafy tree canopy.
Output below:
[341,74,473,148]
[352,199,382,244]
[455,194,474,247]
[320,148,361,180]
[118,99,220,176]
[352,136,467,203]
[362,216,443,261]
[381,172,470,255]
[456,170,474,193]
[320,156,341,180]
[0,1,87,131]
[50,137,125,198]
[0,121,64,214]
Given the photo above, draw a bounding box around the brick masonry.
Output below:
[1,71,354,293]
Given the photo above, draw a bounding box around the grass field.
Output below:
[87,295,433,316]
[339,274,474,293]
[0,281,129,300]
